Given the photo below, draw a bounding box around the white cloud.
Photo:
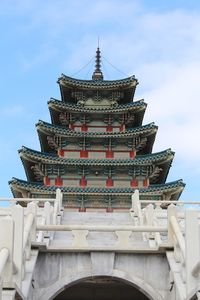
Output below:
[142,61,200,164]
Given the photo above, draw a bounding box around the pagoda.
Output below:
[9,48,185,210]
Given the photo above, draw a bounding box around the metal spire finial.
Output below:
[92,41,104,81]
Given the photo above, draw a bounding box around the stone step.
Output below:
[61,211,134,226]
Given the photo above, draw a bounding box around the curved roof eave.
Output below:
[9,178,185,196]
[18,146,175,166]
[36,120,158,138]
[58,74,138,89]
[48,98,147,113]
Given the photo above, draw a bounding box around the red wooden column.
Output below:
[106,125,113,132]
[81,124,88,132]
[130,179,138,187]
[80,150,88,158]
[106,177,114,187]
[58,149,65,157]
[80,177,87,187]
[119,124,125,132]
[130,150,136,159]
[79,207,86,212]
[106,151,114,158]
[106,207,113,213]
[106,136,114,158]
[55,177,63,186]
[44,176,50,186]
[143,178,149,188]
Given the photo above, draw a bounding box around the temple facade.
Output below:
[9,48,185,209]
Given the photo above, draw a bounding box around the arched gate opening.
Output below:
[53,276,150,300]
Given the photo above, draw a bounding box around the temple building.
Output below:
[9,48,185,209]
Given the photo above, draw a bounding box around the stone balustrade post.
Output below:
[44,201,51,225]
[185,209,200,296]
[24,202,37,260]
[26,202,37,242]
[144,204,154,240]
[167,204,177,246]
[130,189,140,215]
[0,217,14,288]
[11,205,24,287]
[131,190,144,227]
[56,188,63,212]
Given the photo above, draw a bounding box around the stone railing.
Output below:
[0,189,200,299]
[0,189,63,300]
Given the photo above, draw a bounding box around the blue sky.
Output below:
[1,0,200,204]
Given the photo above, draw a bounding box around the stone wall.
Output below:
[32,252,174,300]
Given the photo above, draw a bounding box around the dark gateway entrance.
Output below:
[54,277,150,300]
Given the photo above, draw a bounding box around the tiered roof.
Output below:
[48,98,146,127]
[10,47,185,206]
[18,146,173,185]
[19,146,174,166]
[36,120,157,153]
[59,74,137,88]
[9,178,185,200]
[48,98,146,113]
[58,74,138,104]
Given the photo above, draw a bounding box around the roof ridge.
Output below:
[59,73,136,84]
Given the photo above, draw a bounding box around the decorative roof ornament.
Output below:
[92,47,104,81]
